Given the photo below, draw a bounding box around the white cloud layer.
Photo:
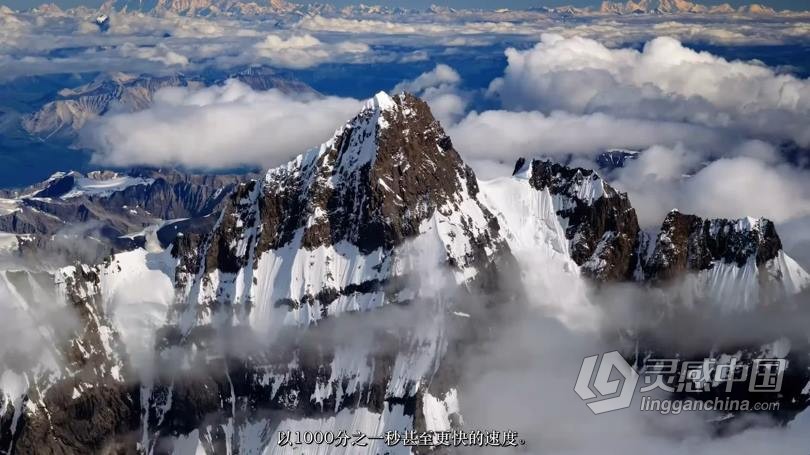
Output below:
[2,7,809,81]
[251,33,370,69]
[489,34,810,147]
[613,146,810,228]
[393,64,468,125]
[448,110,725,179]
[81,80,362,169]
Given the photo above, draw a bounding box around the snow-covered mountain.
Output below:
[92,0,794,17]
[598,0,776,14]
[641,210,810,310]
[103,0,297,15]
[1,92,809,453]
[174,92,511,330]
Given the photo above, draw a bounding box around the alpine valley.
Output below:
[1,92,809,454]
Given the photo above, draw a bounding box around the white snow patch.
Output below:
[422,388,461,432]
[0,198,20,215]
[62,175,154,199]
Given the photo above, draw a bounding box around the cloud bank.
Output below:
[392,64,469,125]
[81,80,362,169]
[2,6,809,82]
[489,34,810,147]
[251,33,370,69]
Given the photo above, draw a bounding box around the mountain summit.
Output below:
[180,91,510,330]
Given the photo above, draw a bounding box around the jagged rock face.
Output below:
[132,92,514,452]
[645,211,782,281]
[594,149,639,172]
[517,158,641,281]
[255,92,486,256]
[85,92,508,454]
[3,92,810,454]
[497,158,808,303]
[636,210,810,310]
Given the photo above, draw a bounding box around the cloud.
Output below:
[119,42,189,66]
[393,64,469,125]
[611,146,810,228]
[251,33,370,69]
[393,63,461,94]
[448,109,725,179]
[295,15,541,37]
[462,309,810,455]
[0,11,376,81]
[81,80,362,169]
[489,34,810,147]
[2,7,809,83]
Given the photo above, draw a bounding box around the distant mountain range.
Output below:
[598,0,777,15]
[21,66,317,141]
[18,0,800,16]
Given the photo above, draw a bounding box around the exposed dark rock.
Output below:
[248,93,496,257]
[523,159,641,281]
[594,149,639,172]
[644,210,784,282]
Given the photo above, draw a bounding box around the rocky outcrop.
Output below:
[137,91,517,453]
[506,158,806,295]
[0,265,137,453]
[643,210,783,281]
[512,158,642,281]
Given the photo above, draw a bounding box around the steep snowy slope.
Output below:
[481,158,641,282]
[644,210,810,309]
[478,165,597,329]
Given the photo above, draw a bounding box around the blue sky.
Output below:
[2,0,809,11]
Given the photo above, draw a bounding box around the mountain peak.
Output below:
[257,91,478,256]
[181,91,509,330]
[368,90,396,112]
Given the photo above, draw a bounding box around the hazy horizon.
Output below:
[2,0,809,11]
